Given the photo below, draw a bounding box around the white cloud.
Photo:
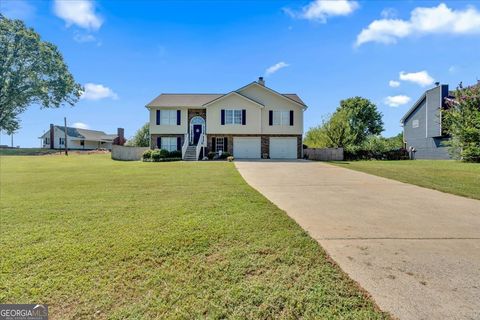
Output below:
[72,122,89,129]
[2,0,35,20]
[381,8,397,19]
[399,71,434,87]
[389,80,400,88]
[285,0,359,23]
[81,83,118,100]
[384,95,411,107]
[53,0,102,30]
[73,33,96,43]
[265,62,289,76]
[356,3,480,46]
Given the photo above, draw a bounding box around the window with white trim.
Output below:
[216,137,224,152]
[59,137,65,145]
[412,119,419,128]
[273,111,290,125]
[161,137,177,152]
[225,109,242,125]
[44,137,50,145]
[161,110,177,125]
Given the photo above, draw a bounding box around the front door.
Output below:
[193,124,202,145]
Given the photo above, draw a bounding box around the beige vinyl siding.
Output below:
[238,84,304,135]
[206,95,261,134]
[149,107,188,135]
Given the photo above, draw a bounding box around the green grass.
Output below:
[0,154,388,319]
[332,160,480,200]
[0,148,61,156]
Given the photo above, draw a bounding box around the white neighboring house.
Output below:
[146,77,307,160]
[39,124,125,150]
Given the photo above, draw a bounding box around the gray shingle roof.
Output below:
[55,126,116,142]
[146,93,306,108]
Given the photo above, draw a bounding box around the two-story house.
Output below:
[146,77,307,160]
[400,83,451,159]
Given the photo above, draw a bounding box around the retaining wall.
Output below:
[111,145,149,161]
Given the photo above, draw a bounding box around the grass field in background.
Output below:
[333,160,480,200]
[0,148,61,156]
[0,154,388,319]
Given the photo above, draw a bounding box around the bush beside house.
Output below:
[142,149,182,162]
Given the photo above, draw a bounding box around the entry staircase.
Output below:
[182,133,206,161]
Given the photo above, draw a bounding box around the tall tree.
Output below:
[443,83,480,162]
[337,97,384,145]
[126,123,150,147]
[0,15,82,134]
[304,109,357,148]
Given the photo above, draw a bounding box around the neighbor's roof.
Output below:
[52,126,116,142]
[146,92,306,108]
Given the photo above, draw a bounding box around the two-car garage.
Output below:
[232,136,298,159]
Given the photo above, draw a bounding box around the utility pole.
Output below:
[64,117,68,156]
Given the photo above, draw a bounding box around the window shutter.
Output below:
[177,136,181,151]
[221,109,225,125]
[269,110,273,126]
[290,110,294,126]
[157,137,161,149]
[177,110,181,125]
[242,109,246,125]
[156,110,160,125]
[223,137,228,152]
[212,137,216,151]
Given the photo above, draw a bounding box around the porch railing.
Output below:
[195,133,206,160]
[181,133,189,160]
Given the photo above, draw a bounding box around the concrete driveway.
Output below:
[235,160,480,320]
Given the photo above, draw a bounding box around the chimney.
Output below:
[49,124,54,149]
[114,127,126,146]
[258,76,265,86]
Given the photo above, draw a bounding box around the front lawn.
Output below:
[333,160,480,200]
[0,155,387,319]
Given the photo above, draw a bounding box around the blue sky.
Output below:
[1,0,480,147]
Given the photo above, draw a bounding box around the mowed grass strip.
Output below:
[0,155,388,319]
[332,160,480,200]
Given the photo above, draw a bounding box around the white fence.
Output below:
[304,148,344,161]
[111,145,149,161]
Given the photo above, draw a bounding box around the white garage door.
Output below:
[233,137,261,159]
[270,137,297,159]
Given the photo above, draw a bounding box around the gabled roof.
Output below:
[145,80,308,109]
[146,94,223,108]
[42,126,117,142]
[236,81,308,109]
[202,91,264,108]
[400,93,426,124]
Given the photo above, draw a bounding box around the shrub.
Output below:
[142,149,152,160]
[151,150,161,161]
[219,152,232,159]
[159,149,169,158]
[207,152,216,160]
[168,150,182,158]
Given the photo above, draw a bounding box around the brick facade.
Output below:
[206,134,302,158]
[188,109,206,123]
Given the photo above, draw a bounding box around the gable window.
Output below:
[160,110,178,125]
[59,137,65,145]
[216,137,224,152]
[273,111,290,125]
[225,109,242,125]
[161,137,177,152]
[44,137,50,145]
[412,119,419,128]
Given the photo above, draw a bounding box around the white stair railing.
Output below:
[182,133,189,160]
[195,133,205,161]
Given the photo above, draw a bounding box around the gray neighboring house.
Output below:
[400,84,451,159]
